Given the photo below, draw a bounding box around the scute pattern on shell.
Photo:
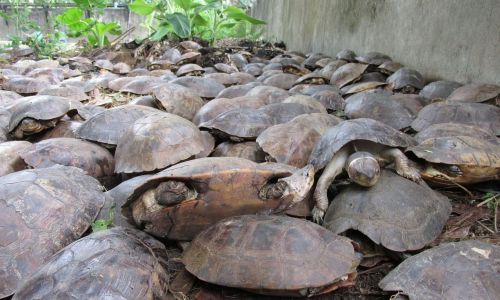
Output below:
[8,95,70,132]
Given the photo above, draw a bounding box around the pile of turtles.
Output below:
[1,40,499,299]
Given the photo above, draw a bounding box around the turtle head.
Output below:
[346,151,381,187]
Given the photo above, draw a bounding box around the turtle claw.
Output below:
[398,167,422,183]
[312,206,325,224]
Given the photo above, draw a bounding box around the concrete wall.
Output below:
[251,0,500,84]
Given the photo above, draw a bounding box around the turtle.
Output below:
[147,59,175,71]
[379,240,500,300]
[407,135,500,185]
[263,72,300,90]
[35,119,82,140]
[75,105,160,147]
[245,85,290,103]
[112,62,132,75]
[318,60,348,78]
[355,52,391,65]
[177,51,201,65]
[386,68,425,93]
[26,67,64,85]
[0,90,22,107]
[0,166,104,298]
[311,89,346,112]
[291,84,338,95]
[94,59,114,71]
[390,93,424,115]
[257,113,341,167]
[414,123,495,144]
[119,77,163,95]
[0,108,11,142]
[323,169,451,251]
[176,63,205,77]
[262,63,283,72]
[3,77,48,94]
[37,86,89,102]
[107,76,147,92]
[205,72,237,87]
[170,76,225,99]
[419,80,463,104]
[330,63,368,88]
[229,53,249,70]
[124,157,314,240]
[196,131,216,159]
[192,95,268,125]
[303,53,329,70]
[8,95,70,139]
[152,83,205,120]
[0,141,31,176]
[344,91,416,130]
[282,94,328,113]
[71,105,107,121]
[183,214,360,297]
[229,72,256,85]
[19,137,115,178]
[308,118,420,222]
[161,47,182,63]
[199,103,322,141]
[294,72,330,85]
[282,63,310,76]
[214,63,238,74]
[411,102,500,135]
[376,61,403,75]
[13,227,172,300]
[243,63,264,76]
[128,95,158,108]
[340,81,387,96]
[114,112,205,173]
[211,141,266,162]
[447,83,500,105]
[315,57,335,68]
[68,56,93,73]
[128,68,151,77]
[358,71,388,83]
[336,49,356,61]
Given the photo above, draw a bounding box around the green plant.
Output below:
[91,204,115,232]
[24,30,67,58]
[129,0,265,45]
[56,0,122,48]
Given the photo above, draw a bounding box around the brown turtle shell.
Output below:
[3,77,47,94]
[355,52,391,65]
[177,51,201,64]
[37,86,89,102]
[214,63,238,74]
[340,81,387,96]
[263,73,299,90]
[257,114,341,167]
[344,92,415,130]
[20,137,114,177]
[63,78,99,92]
[115,112,205,173]
[319,60,348,78]
[196,131,215,158]
[324,170,451,251]
[243,63,264,76]
[245,85,289,103]
[119,77,162,95]
[107,75,152,92]
[35,120,81,141]
[94,59,114,71]
[199,103,322,140]
[211,141,265,162]
[124,157,311,240]
[390,93,424,115]
[129,95,157,108]
[0,141,31,176]
[13,227,171,300]
[192,95,267,125]
[294,73,330,85]
[75,105,160,145]
[0,108,10,142]
[386,68,425,92]
[216,82,262,99]
[379,240,500,300]
[26,67,64,85]
[0,90,22,107]
[282,95,327,113]
[205,72,237,86]
[414,123,496,143]
[170,77,225,99]
[282,64,310,76]
[330,63,368,88]
[0,166,104,298]
[153,83,205,120]
[177,63,204,77]
[112,62,131,74]
[419,80,462,104]
[447,83,500,104]
[8,95,70,133]
[376,61,403,75]
[311,89,346,112]
[411,102,500,135]
[309,118,417,170]
[183,214,359,297]
[336,49,356,61]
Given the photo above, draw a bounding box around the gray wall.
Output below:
[251,0,500,84]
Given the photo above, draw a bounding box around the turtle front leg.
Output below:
[312,147,349,224]
[380,148,421,182]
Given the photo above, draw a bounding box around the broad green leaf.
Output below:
[150,23,172,41]
[129,0,157,16]
[174,0,194,11]
[166,13,191,38]
[74,0,107,9]
[224,6,266,25]
[56,8,84,26]
[193,2,220,14]
[219,22,238,29]
[192,14,208,27]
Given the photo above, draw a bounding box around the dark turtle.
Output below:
[211,141,265,162]
[308,118,419,222]
[0,141,31,176]
[152,83,205,120]
[245,85,289,103]
[37,86,89,102]
[0,166,104,298]
[407,136,500,185]
[0,90,22,107]
[75,105,160,147]
[283,94,327,113]
[125,157,314,240]
[386,68,425,93]
[3,77,47,94]
[344,91,416,130]
[355,52,391,65]
[119,77,162,95]
[330,63,368,88]
[411,102,500,135]
[414,122,495,143]
[229,53,249,70]
[108,76,146,92]
[358,71,388,83]
[19,137,114,178]
[176,63,205,77]
[115,112,205,173]
[147,59,175,71]
[257,113,341,167]
[376,61,403,75]
[199,103,322,141]
[177,51,201,65]
[8,95,70,139]
[193,95,268,125]
[311,89,346,112]
[419,80,463,103]
[447,83,500,105]
[263,72,300,90]
[303,53,329,70]
[379,240,500,300]
[336,49,356,61]
[13,227,172,300]
[170,76,225,99]
[183,214,360,297]
[324,170,451,251]
[294,72,330,85]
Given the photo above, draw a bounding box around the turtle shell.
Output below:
[0,108,11,142]
[0,141,31,176]
[183,214,359,297]
[303,53,329,70]
[341,81,387,96]
[13,227,171,299]
[263,73,300,90]
[411,102,500,134]
[0,90,22,107]
[129,95,157,108]
[311,90,346,112]
[419,80,462,103]
[323,170,451,252]
[294,73,330,85]
[330,63,368,88]
[214,63,238,74]
[205,72,237,86]
[124,157,312,240]
[319,60,348,78]
[336,49,356,61]
[35,120,81,141]
[112,62,131,74]
[379,240,500,299]
[294,84,338,95]
[94,59,114,71]
[0,166,104,298]
[177,51,201,64]
[211,141,265,162]
[115,112,205,173]
[309,118,417,170]
[192,95,267,125]
[315,57,335,68]
[216,82,262,99]
[377,61,403,75]
[282,94,327,113]
[414,123,496,143]
[153,83,205,120]
[75,105,160,146]
[107,76,151,92]
[170,77,225,99]
[257,113,341,167]
[447,83,500,104]
[3,77,47,94]
[119,77,162,95]
[199,103,322,140]
[386,68,425,92]
[344,92,415,130]
[8,95,70,133]
[282,64,310,76]
[355,52,391,65]
[245,85,289,103]
[196,131,215,158]
[177,63,204,77]
[243,63,264,76]
[37,86,89,102]
[390,93,424,115]
[229,72,255,85]
[26,67,64,85]
[20,137,114,177]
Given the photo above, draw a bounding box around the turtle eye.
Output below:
[445,165,463,176]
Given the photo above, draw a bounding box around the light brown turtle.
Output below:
[377,61,403,75]
[245,85,289,103]
[112,62,132,74]
[176,63,204,77]
[355,52,391,65]
[282,63,310,76]
[413,122,495,143]
[183,214,360,297]
[336,49,356,61]
[177,51,201,65]
[94,59,114,71]
[0,108,10,142]
[3,77,48,94]
[340,81,387,96]
[119,76,162,95]
[0,90,22,107]
[263,72,299,90]
[311,89,346,112]
[170,76,225,99]
[205,72,237,86]
[192,95,268,125]
[35,120,82,140]
[318,60,348,78]
[419,80,463,104]
[282,94,328,113]
[447,83,500,105]
[214,63,238,74]
[330,63,368,88]
[152,83,204,120]
[294,72,330,85]
[37,86,89,102]
[211,141,266,162]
